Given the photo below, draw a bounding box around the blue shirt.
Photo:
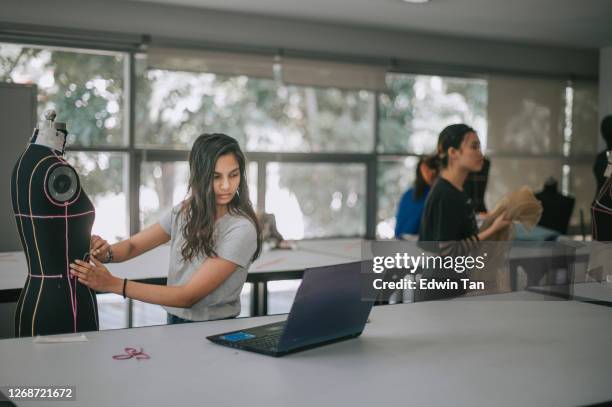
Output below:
[395,186,430,238]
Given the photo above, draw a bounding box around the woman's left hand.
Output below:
[70,256,120,293]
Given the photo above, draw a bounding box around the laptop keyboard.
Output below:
[241,325,285,351]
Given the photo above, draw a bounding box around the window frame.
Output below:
[0,39,596,240]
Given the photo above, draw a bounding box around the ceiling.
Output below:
[123,0,612,49]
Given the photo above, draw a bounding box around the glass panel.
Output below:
[376,156,420,238]
[132,301,168,328]
[140,161,189,229]
[265,163,366,239]
[0,42,126,147]
[570,163,597,228]
[96,293,128,330]
[136,61,375,152]
[267,280,301,315]
[248,161,258,211]
[65,152,128,243]
[486,157,563,211]
[140,160,257,228]
[238,284,252,317]
[379,74,487,154]
[487,75,565,154]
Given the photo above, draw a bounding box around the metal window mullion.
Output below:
[134,149,189,162]
[126,52,140,236]
[64,146,131,153]
[121,149,375,163]
[366,91,382,239]
[257,160,266,213]
[245,152,372,163]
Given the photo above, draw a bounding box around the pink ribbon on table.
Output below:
[112,347,150,361]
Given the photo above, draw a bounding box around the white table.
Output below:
[0,239,364,316]
[0,293,611,407]
[0,239,599,315]
[528,282,612,306]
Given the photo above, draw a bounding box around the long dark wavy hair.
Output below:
[179,133,262,264]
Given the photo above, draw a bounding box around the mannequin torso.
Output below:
[10,113,98,337]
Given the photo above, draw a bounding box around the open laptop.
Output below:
[207,261,374,357]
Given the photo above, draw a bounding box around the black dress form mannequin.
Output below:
[11,110,98,337]
[535,177,575,235]
[592,151,612,241]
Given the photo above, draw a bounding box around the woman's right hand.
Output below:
[90,235,111,262]
[490,211,512,233]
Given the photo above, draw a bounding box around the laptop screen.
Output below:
[277,261,374,351]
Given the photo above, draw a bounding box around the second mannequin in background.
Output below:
[535,177,575,235]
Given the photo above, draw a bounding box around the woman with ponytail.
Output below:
[69,134,262,323]
[419,124,510,256]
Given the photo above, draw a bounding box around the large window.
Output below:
[377,74,488,238]
[139,160,257,228]
[0,43,126,147]
[0,42,599,238]
[136,60,375,238]
[136,64,375,152]
[67,152,129,242]
[140,161,189,228]
[379,74,487,154]
[0,43,130,242]
[265,162,366,239]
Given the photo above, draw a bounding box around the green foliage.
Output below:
[0,44,126,198]
[1,44,488,238]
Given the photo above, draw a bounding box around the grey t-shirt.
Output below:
[159,204,257,321]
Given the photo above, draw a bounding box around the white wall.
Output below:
[0,0,599,78]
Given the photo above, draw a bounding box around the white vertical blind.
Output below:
[487,75,566,155]
[485,157,563,212]
[571,80,599,156]
[281,57,387,92]
[147,47,387,91]
[147,46,275,79]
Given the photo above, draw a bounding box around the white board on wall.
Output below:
[0,83,37,252]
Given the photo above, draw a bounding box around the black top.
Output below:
[535,185,575,235]
[419,177,478,242]
[10,143,98,337]
[593,150,608,195]
[415,177,479,301]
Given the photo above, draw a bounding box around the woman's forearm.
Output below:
[107,224,171,263]
[109,240,136,263]
[477,228,495,241]
[121,280,193,308]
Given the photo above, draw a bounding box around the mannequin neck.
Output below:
[33,124,66,154]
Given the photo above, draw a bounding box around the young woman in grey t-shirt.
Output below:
[69,134,262,323]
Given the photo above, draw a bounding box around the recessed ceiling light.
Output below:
[402,0,430,3]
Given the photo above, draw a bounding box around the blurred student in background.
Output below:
[395,155,438,239]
